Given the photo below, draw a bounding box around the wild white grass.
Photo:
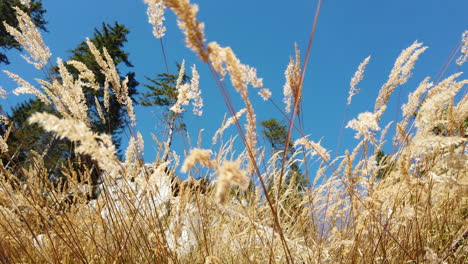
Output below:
[166,0,208,61]
[86,38,136,124]
[170,61,203,115]
[144,0,166,39]
[346,111,381,143]
[181,148,215,172]
[258,88,272,101]
[35,57,89,124]
[283,44,301,114]
[212,108,246,144]
[125,132,144,164]
[283,62,293,113]
[207,41,262,173]
[401,77,432,120]
[190,65,203,116]
[4,70,51,104]
[294,136,330,162]
[415,73,467,133]
[3,7,51,69]
[0,86,7,99]
[207,42,263,92]
[181,148,249,203]
[169,83,191,114]
[123,76,137,125]
[456,30,468,66]
[94,96,106,124]
[453,93,468,134]
[176,59,185,87]
[28,112,119,175]
[216,159,249,203]
[0,136,7,154]
[348,56,370,105]
[374,41,427,117]
[67,60,100,91]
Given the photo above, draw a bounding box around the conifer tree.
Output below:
[140,63,190,161]
[1,22,138,196]
[0,99,70,178]
[261,118,307,190]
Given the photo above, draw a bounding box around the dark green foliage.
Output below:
[1,99,70,180]
[261,118,307,223]
[0,0,47,64]
[140,70,189,107]
[140,64,190,158]
[1,22,137,195]
[375,150,395,179]
[261,118,307,190]
[1,100,102,196]
[261,118,291,152]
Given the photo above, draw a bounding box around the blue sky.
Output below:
[1,0,467,168]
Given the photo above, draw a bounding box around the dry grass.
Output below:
[1,1,467,263]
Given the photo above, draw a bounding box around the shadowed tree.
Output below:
[64,22,139,150]
[261,118,308,225]
[1,22,138,199]
[261,118,307,191]
[0,99,70,182]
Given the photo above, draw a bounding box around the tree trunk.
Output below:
[162,114,176,162]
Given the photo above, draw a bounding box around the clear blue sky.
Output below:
[1,0,467,166]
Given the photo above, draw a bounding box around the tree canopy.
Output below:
[1,99,70,179]
[63,22,139,149]
[261,118,307,190]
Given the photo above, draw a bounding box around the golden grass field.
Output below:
[0,0,467,263]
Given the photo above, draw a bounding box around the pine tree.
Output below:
[0,0,47,65]
[261,118,307,224]
[261,118,307,190]
[0,99,70,183]
[140,63,190,161]
[1,22,138,198]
